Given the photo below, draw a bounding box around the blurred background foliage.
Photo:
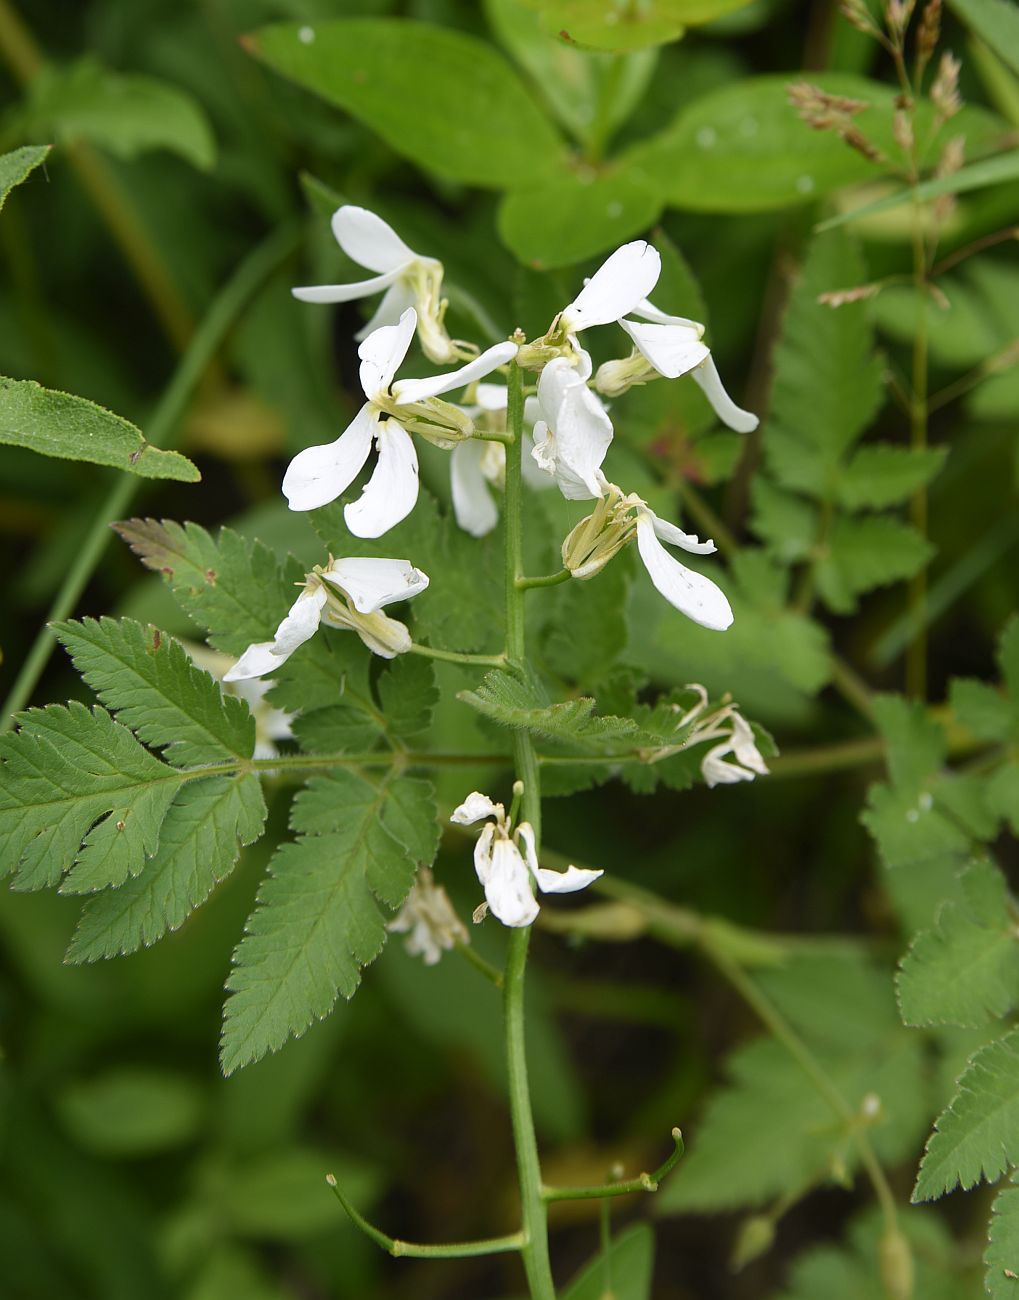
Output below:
[1,0,1018,1297]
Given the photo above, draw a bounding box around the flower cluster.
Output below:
[224,204,762,931]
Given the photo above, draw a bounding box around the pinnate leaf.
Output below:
[459,668,641,749]
[220,772,439,1074]
[0,379,199,480]
[54,617,254,767]
[914,1028,1019,1201]
[986,1173,1019,1300]
[837,445,948,511]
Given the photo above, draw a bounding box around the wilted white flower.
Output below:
[561,479,733,631]
[387,867,469,965]
[224,556,429,680]
[450,790,601,928]
[293,204,461,364]
[595,300,759,434]
[672,685,770,786]
[186,643,294,759]
[282,308,517,535]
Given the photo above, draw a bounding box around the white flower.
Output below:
[185,643,294,759]
[387,867,468,965]
[561,480,733,631]
[597,299,759,434]
[223,556,429,680]
[700,711,770,787]
[450,791,601,928]
[559,241,663,334]
[450,384,548,537]
[530,344,614,501]
[282,308,517,536]
[292,205,458,364]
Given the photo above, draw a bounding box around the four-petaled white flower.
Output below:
[450,791,602,928]
[451,384,548,536]
[292,204,458,363]
[602,297,759,433]
[282,308,517,536]
[387,867,469,965]
[531,344,614,501]
[224,556,429,681]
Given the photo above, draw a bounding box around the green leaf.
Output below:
[248,19,564,188]
[377,656,438,746]
[817,150,1019,232]
[837,445,948,510]
[532,0,750,50]
[815,515,933,613]
[988,761,1019,836]
[543,556,630,687]
[950,678,1013,743]
[459,668,641,749]
[914,1028,1019,1201]
[113,519,297,657]
[0,703,181,893]
[986,1174,1019,1300]
[897,861,1019,1028]
[561,1223,654,1300]
[872,694,947,791]
[951,0,1019,79]
[0,144,50,212]
[22,57,215,169]
[0,378,199,480]
[66,773,266,962]
[497,163,662,267]
[220,772,439,1073]
[53,617,255,767]
[628,74,889,213]
[56,1068,205,1156]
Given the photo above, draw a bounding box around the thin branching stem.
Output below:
[542,1129,684,1201]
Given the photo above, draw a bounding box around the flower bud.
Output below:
[730,1215,776,1271]
[593,350,660,397]
[561,488,635,579]
[931,51,962,121]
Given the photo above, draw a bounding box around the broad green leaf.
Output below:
[531,0,750,51]
[57,1068,205,1156]
[986,1174,1019,1300]
[459,668,641,749]
[22,57,215,169]
[54,618,254,767]
[113,519,298,657]
[897,861,1019,1028]
[248,19,564,188]
[561,1223,654,1300]
[814,515,934,613]
[818,150,1019,232]
[914,1028,1019,1201]
[0,144,49,212]
[66,773,266,962]
[220,772,439,1073]
[486,0,658,148]
[497,163,662,267]
[951,0,1019,80]
[0,379,199,481]
[0,703,181,893]
[837,445,948,510]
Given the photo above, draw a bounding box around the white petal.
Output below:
[451,441,499,537]
[292,268,401,305]
[562,241,662,331]
[272,585,328,656]
[636,512,733,632]
[358,308,417,399]
[332,205,418,273]
[520,434,554,490]
[355,278,416,340]
[539,359,613,499]
[652,511,717,556]
[486,840,539,928]
[517,823,603,895]
[632,297,705,332]
[472,822,496,883]
[392,340,518,405]
[223,642,285,682]
[701,743,756,788]
[730,714,769,775]
[451,791,503,826]
[691,356,759,433]
[620,318,710,379]
[523,394,541,428]
[343,419,419,538]
[323,556,429,613]
[282,403,377,512]
[530,422,556,476]
[475,383,508,412]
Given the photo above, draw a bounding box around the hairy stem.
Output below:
[0,223,299,728]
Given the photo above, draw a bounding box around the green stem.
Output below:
[0,224,300,729]
[906,208,930,701]
[516,569,571,591]
[503,358,556,1300]
[542,1129,684,1201]
[409,643,506,669]
[326,1175,523,1258]
[455,939,505,988]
